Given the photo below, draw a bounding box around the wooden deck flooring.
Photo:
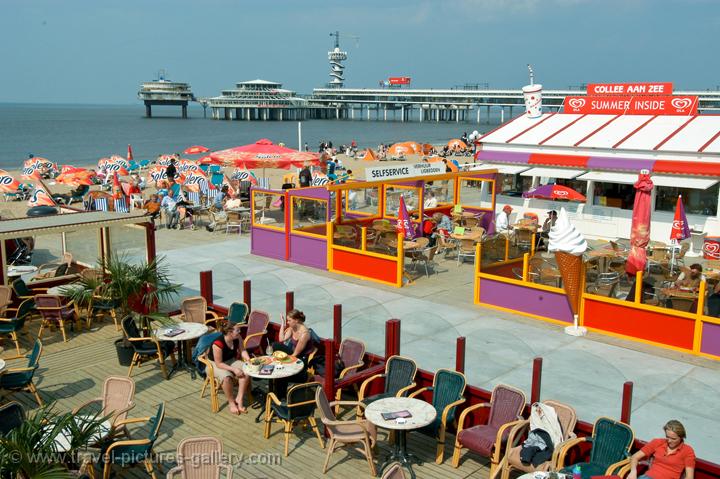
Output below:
[4,319,490,478]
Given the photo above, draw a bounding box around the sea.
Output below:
[0,103,499,170]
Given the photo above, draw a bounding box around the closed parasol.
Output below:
[625,171,654,275]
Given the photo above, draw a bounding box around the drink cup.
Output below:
[522,84,543,118]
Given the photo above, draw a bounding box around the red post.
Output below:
[243,280,252,311]
[333,304,342,347]
[144,222,157,264]
[455,337,466,374]
[285,291,294,314]
[621,381,633,424]
[199,271,213,304]
[385,319,395,360]
[531,357,543,404]
[322,338,335,400]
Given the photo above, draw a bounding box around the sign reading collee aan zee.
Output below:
[365,163,444,181]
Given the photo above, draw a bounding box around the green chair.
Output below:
[0,298,34,354]
[410,368,467,464]
[263,382,324,457]
[11,278,48,308]
[0,339,43,406]
[556,416,634,479]
[226,302,249,325]
[101,402,165,479]
[358,355,417,412]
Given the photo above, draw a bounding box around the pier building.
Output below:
[137,71,195,118]
[206,79,310,121]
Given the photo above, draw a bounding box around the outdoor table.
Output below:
[364,396,437,479]
[587,248,626,273]
[661,288,699,312]
[48,415,112,453]
[243,355,304,423]
[7,265,38,280]
[450,229,484,242]
[155,321,208,380]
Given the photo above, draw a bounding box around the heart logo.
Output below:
[555,190,568,196]
[671,98,692,110]
[568,98,586,110]
[672,220,684,229]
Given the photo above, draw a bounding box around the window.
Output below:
[343,186,379,217]
[252,191,285,229]
[655,184,719,216]
[291,197,328,236]
[384,186,420,218]
[554,178,588,196]
[459,178,495,209]
[593,182,634,209]
[423,180,454,207]
[108,225,147,265]
[497,174,533,197]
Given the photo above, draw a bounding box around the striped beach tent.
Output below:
[114,197,129,213]
[94,197,109,212]
[187,191,201,206]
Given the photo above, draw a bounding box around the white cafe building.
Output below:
[474,111,720,254]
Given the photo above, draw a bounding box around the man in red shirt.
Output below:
[627,420,695,479]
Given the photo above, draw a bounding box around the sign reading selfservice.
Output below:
[365,163,444,181]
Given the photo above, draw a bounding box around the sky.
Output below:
[1,0,719,104]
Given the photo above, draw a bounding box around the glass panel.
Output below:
[592,182,634,209]
[424,180,454,208]
[655,184,718,216]
[384,186,420,218]
[498,174,533,196]
[344,186,379,217]
[108,225,147,265]
[291,197,328,236]
[29,234,63,267]
[252,191,286,228]
[459,178,494,209]
[65,229,99,267]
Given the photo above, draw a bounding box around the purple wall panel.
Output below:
[288,187,329,201]
[251,228,286,260]
[587,156,656,172]
[475,150,530,164]
[289,234,327,270]
[479,277,574,323]
[700,321,720,357]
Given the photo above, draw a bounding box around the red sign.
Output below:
[563,95,697,115]
[389,77,411,85]
[587,82,673,95]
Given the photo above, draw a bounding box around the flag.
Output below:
[395,195,416,240]
[670,195,691,241]
[127,144,134,162]
[27,182,56,207]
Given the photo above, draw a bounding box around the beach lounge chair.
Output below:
[114,197,129,213]
[167,436,233,479]
[410,368,467,464]
[264,381,324,457]
[0,339,44,406]
[94,197,109,212]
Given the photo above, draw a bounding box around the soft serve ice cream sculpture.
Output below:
[548,208,587,315]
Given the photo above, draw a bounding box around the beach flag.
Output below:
[27,182,56,207]
[396,195,416,240]
[670,196,691,241]
[0,169,20,193]
[127,144,134,162]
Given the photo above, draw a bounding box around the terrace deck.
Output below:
[6,321,488,478]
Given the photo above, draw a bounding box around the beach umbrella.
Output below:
[147,166,168,186]
[395,195,416,240]
[222,174,236,196]
[0,169,20,193]
[184,145,210,155]
[669,195,691,273]
[177,170,210,192]
[156,154,176,167]
[231,168,258,185]
[111,172,125,200]
[387,143,414,157]
[447,139,468,150]
[422,143,435,155]
[27,181,56,207]
[198,155,222,166]
[177,159,200,174]
[625,172,654,275]
[210,139,319,180]
[360,149,377,161]
[523,184,586,202]
[56,166,95,187]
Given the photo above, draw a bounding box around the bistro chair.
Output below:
[166,436,233,479]
[381,462,407,479]
[314,338,366,412]
[0,298,33,354]
[88,284,120,330]
[241,310,270,356]
[198,352,222,413]
[555,417,634,479]
[264,382,324,457]
[0,339,44,406]
[0,285,13,316]
[35,294,80,343]
[122,316,176,381]
[0,401,25,436]
[11,278,48,308]
[316,387,377,476]
[33,252,73,280]
[180,296,222,329]
[457,239,478,266]
[100,402,165,479]
[226,301,249,325]
[501,400,578,479]
[409,368,467,464]
[452,384,526,475]
[357,355,417,412]
[73,376,136,439]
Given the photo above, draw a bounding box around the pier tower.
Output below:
[137,70,195,118]
[327,31,348,88]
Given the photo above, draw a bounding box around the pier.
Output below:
[137,75,195,119]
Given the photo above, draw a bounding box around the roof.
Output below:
[239,79,281,86]
[0,211,149,240]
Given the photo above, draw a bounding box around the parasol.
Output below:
[183,145,210,155]
[625,171,654,275]
[0,169,21,193]
[210,139,319,181]
[523,184,586,202]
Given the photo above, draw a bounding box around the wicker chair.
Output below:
[381,462,407,479]
[35,294,79,343]
[241,310,270,356]
[0,339,43,406]
[264,382,324,457]
[166,436,233,478]
[122,316,176,380]
[358,355,417,413]
[0,285,12,316]
[73,376,136,440]
[180,296,222,329]
[314,338,366,413]
[0,298,33,354]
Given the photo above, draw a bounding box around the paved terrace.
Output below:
[154,230,720,464]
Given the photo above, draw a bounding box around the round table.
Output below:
[154,322,208,379]
[364,397,437,479]
[7,265,38,281]
[243,355,305,423]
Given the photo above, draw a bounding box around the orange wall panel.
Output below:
[332,249,397,284]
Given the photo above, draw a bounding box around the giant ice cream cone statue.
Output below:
[548,208,588,335]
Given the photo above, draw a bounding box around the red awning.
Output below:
[653,160,720,177]
[528,153,589,168]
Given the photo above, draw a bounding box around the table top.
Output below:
[7,265,38,277]
[242,355,304,380]
[452,211,479,218]
[450,229,484,241]
[587,248,625,259]
[661,288,698,299]
[364,397,436,431]
[51,416,112,453]
[227,207,250,212]
[155,322,208,342]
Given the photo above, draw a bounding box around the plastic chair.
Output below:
[241,310,270,356]
[410,368,467,464]
[264,382,324,457]
[0,298,34,354]
[122,316,176,380]
[226,302,249,325]
[357,355,417,411]
[73,376,136,440]
[0,339,43,406]
[35,294,79,343]
[166,436,233,478]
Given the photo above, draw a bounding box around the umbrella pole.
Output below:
[670,239,677,274]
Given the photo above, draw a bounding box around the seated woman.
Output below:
[211,323,251,415]
[271,309,314,399]
[627,420,695,479]
[224,194,243,210]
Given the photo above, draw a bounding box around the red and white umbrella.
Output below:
[183,145,210,155]
[210,139,319,172]
[56,166,96,186]
[0,169,20,192]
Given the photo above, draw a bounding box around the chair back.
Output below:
[431,369,466,425]
[35,294,64,321]
[487,384,526,430]
[464,217,479,228]
[175,436,224,479]
[182,296,208,324]
[315,387,338,430]
[0,285,12,314]
[0,402,25,436]
[460,239,476,253]
[381,462,407,479]
[339,338,365,379]
[384,355,417,395]
[121,316,143,343]
[14,298,34,321]
[102,376,135,425]
[11,278,32,298]
[227,302,249,325]
[589,417,634,468]
[285,382,321,421]
[542,400,577,440]
[244,310,269,351]
[148,402,166,444]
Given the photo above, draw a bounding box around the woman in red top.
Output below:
[212,323,251,415]
[627,420,695,479]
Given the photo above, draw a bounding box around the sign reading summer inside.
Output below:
[563,95,698,115]
[365,164,444,181]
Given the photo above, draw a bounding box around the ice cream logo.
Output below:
[703,241,720,258]
[555,190,568,196]
[672,220,684,230]
[567,98,585,110]
[671,98,692,111]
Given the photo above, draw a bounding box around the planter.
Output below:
[115,338,134,366]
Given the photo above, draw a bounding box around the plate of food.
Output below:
[272,351,296,363]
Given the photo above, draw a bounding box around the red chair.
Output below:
[241,310,269,356]
[35,294,79,343]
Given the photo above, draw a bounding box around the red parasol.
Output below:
[0,169,20,193]
[198,155,222,165]
[56,166,96,186]
[210,139,319,170]
[27,181,56,207]
[523,184,586,202]
[111,172,125,200]
[127,144,134,162]
[184,145,210,155]
[625,172,654,275]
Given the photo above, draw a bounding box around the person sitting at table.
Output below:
[143,194,161,222]
[432,212,454,253]
[424,191,438,209]
[214,185,229,210]
[224,194,243,210]
[538,210,557,249]
[211,322,251,415]
[624,274,658,305]
[626,419,695,479]
[271,309,314,399]
[707,280,720,317]
[675,264,703,291]
[496,205,514,233]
